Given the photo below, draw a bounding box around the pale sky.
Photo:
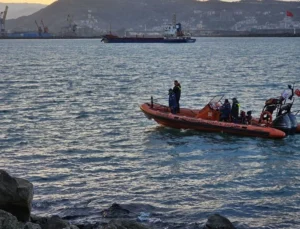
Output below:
[1,0,56,4]
[0,0,298,5]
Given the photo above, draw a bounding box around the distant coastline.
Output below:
[1,33,300,39]
[199,33,300,37]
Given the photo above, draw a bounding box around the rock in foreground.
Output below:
[0,209,41,229]
[103,219,150,229]
[204,214,236,229]
[0,170,33,222]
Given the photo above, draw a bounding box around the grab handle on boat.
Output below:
[151,96,153,108]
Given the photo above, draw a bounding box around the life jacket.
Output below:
[169,93,178,109]
[173,84,181,100]
[231,101,240,118]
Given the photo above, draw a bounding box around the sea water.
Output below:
[0,38,300,228]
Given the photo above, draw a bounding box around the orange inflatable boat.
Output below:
[140,96,286,139]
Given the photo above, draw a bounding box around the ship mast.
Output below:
[172,13,176,26]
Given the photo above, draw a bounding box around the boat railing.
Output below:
[294,110,300,115]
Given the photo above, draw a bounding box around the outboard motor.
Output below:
[271,84,297,135]
[288,113,298,134]
[272,114,292,134]
[279,103,298,134]
[258,84,299,135]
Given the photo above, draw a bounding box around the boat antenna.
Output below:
[151,96,153,108]
[172,13,176,26]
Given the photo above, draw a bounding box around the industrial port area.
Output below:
[0,5,89,39]
[1,2,300,39]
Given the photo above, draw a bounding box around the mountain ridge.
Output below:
[5,0,300,34]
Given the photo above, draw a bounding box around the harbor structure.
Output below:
[0,6,8,36]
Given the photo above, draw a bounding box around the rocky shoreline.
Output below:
[0,170,236,229]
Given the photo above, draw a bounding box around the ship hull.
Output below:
[102,37,196,43]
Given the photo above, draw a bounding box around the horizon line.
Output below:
[0,0,299,6]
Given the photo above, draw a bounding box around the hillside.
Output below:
[0,3,46,19]
[5,0,300,34]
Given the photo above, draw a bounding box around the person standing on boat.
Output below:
[220,99,231,122]
[173,80,181,113]
[231,98,240,123]
[168,89,178,114]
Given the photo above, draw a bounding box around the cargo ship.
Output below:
[101,16,196,43]
[101,33,196,43]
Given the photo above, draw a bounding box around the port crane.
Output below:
[0,6,8,35]
[67,14,77,33]
[41,19,49,33]
[35,20,43,36]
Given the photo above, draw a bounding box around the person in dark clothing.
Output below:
[246,111,252,125]
[231,98,240,123]
[239,110,246,124]
[168,89,178,114]
[173,80,181,113]
[220,99,231,122]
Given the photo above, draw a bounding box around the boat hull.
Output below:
[252,115,300,134]
[102,37,196,43]
[140,103,286,139]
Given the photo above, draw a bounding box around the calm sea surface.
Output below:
[0,38,300,228]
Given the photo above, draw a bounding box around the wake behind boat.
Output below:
[101,14,196,44]
[140,96,286,139]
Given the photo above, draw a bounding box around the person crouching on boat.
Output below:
[239,110,246,124]
[169,89,178,114]
[220,99,231,122]
[246,111,252,125]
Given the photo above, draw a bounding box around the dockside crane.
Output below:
[41,19,49,33]
[0,6,8,35]
[67,14,77,33]
[35,20,43,36]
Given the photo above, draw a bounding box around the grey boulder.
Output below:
[102,220,150,229]
[203,214,236,229]
[0,209,41,229]
[0,170,34,222]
